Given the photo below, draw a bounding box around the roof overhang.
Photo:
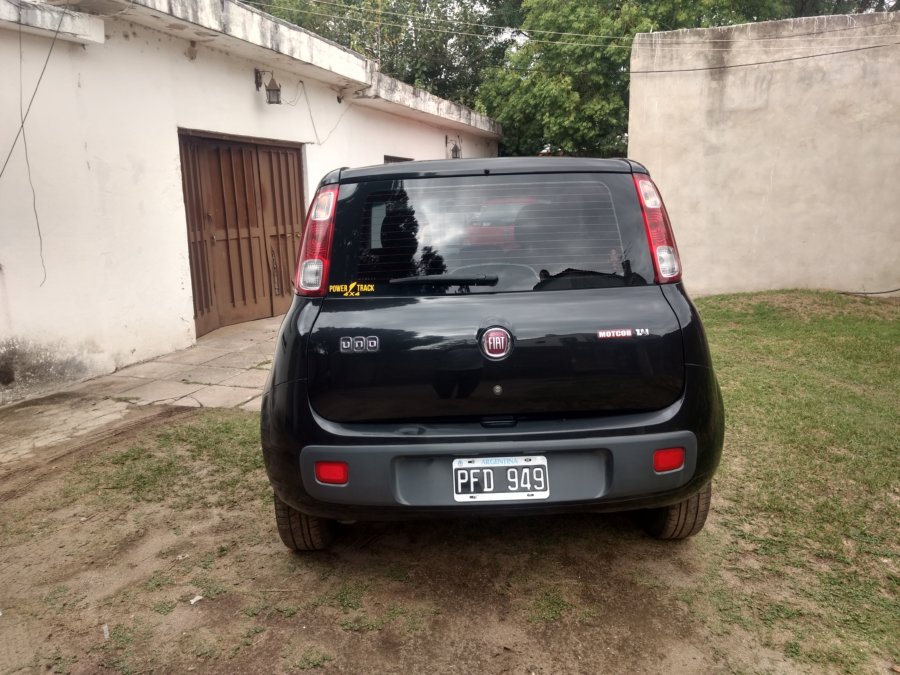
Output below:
[37,0,501,139]
[353,72,502,138]
[0,0,104,44]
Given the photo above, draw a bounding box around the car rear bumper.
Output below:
[261,365,723,521]
[294,430,697,518]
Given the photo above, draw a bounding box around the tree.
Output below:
[259,0,522,107]
[478,0,896,156]
[257,0,894,154]
[478,1,653,156]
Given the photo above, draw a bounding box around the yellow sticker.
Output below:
[328,282,376,297]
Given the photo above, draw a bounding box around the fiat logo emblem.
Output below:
[481,327,513,360]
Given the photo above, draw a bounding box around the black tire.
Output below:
[643,482,712,540]
[273,493,334,551]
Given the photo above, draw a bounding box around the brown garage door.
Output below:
[179,132,304,337]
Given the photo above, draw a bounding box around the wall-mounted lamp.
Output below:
[254,68,282,105]
[446,135,462,159]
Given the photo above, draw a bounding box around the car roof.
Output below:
[322,157,648,185]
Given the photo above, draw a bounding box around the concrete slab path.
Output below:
[66,315,283,410]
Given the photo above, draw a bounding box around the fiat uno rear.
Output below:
[260,158,724,551]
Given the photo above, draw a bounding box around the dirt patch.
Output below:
[0,392,192,474]
[0,405,794,674]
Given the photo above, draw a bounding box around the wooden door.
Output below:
[180,136,219,337]
[257,146,305,315]
[179,133,304,337]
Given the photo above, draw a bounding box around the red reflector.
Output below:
[315,461,349,485]
[653,447,685,473]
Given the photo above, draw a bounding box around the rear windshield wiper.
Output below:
[389,274,499,286]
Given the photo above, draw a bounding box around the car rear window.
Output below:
[327,173,653,296]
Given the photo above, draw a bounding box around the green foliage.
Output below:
[480,0,651,156]
[479,0,895,155]
[258,0,522,107]
[253,0,894,155]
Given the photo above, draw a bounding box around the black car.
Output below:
[260,157,724,551]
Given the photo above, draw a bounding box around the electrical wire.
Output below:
[245,0,899,51]
[318,102,354,145]
[248,0,900,72]
[246,0,632,48]
[284,80,354,145]
[262,0,899,43]
[0,2,68,183]
[19,5,47,286]
[4,0,65,287]
[630,40,899,73]
[484,38,897,75]
[298,82,322,143]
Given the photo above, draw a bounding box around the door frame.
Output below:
[177,128,308,338]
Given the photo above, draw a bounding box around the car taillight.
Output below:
[633,175,682,283]
[295,185,339,296]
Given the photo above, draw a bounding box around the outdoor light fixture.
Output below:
[446,135,462,159]
[254,68,282,105]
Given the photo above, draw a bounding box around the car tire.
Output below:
[643,482,712,540]
[273,493,334,551]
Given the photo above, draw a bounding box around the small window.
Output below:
[383,155,413,164]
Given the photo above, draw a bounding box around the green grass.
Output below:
[99,619,153,674]
[332,581,368,611]
[291,647,333,670]
[192,575,228,599]
[29,290,895,673]
[693,290,900,670]
[68,410,265,509]
[141,572,174,592]
[528,588,571,623]
[339,613,390,632]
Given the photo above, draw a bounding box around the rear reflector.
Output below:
[295,185,339,296]
[633,175,682,283]
[315,461,349,485]
[653,447,685,473]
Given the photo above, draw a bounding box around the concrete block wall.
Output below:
[628,13,900,297]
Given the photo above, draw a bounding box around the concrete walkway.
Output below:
[67,315,283,410]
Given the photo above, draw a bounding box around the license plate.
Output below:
[452,456,549,502]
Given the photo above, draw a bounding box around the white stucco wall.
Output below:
[628,13,899,297]
[0,12,497,387]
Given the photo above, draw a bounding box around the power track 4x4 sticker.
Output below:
[329,282,376,296]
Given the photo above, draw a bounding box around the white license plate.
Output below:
[452,456,550,502]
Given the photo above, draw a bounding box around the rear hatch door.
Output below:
[306,171,684,423]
